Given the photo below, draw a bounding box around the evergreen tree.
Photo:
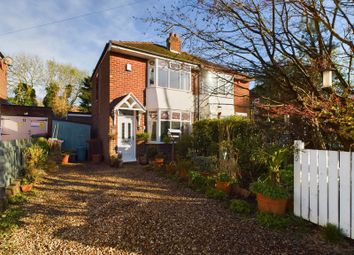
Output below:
[11,82,37,106]
[43,82,59,108]
[78,77,92,112]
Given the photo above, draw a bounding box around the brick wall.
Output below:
[91,51,110,161]
[234,80,250,115]
[108,52,147,158]
[0,60,7,101]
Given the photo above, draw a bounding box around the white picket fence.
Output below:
[294,140,353,238]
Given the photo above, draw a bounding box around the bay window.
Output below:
[154,59,191,91]
[147,110,192,142]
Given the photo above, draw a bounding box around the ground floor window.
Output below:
[147,109,191,142]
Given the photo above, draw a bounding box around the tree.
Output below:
[78,77,92,112]
[10,82,37,106]
[149,0,354,149]
[7,54,45,90]
[46,60,87,109]
[43,82,59,108]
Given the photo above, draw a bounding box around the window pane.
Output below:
[121,123,125,139]
[171,121,181,129]
[182,112,190,121]
[172,112,180,120]
[149,64,155,86]
[149,111,158,120]
[158,67,168,88]
[181,122,191,135]
[170,70,180,89]
[150,121,157,141]
[160,121,170,140]
[161,111,169,120]
[185,72,191,91]
[128,123,131,139]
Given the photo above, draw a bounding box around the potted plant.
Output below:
[146,146,158,164]
[215,172,231,194]
[192,155,217,177]
[110,153,123,168]
[20,177,33,193]
[176,160,193,181]
[250,147,290,215]
[61,151,70,164]
[92,153,102,163]
[166,161,176,173]
[136,132,149,145]
[153,152,165,168]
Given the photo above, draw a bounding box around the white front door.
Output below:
[117,114,136,162]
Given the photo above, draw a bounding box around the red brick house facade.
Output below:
[0,52,8,103]
[92,34,250,162]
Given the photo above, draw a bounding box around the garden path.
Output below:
[2,163,352,255]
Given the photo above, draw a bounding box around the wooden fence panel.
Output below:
[328,151,339,226]
[309,150,318,224]
[339,151,350,237]
[294,143,353,239]
[318,151,328,226]
[301,150,310,220]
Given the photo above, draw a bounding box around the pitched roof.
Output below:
[111,41,249,79]
[0,51,4,59]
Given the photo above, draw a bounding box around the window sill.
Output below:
[147,86,191,93]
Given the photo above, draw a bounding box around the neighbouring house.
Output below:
[0,51,52,140]
[91,33,251,162]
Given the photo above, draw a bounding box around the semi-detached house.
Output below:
[91,33,250,162]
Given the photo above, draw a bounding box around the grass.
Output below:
[229,199,253,215]
[322,224,345,244]
[256,212,310,231]
[0,190,36,238]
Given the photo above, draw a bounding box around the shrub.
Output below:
[175,134,194,158]
[206,188,227,200]
[188,171,209,191]
[229,199,252,214]
[256,212,292,229]
[217,172,231,182]
[24,144,47,170]
[191,155,217,173]
[322,224,345,244]
[33,137,50,154]
[250,181,289,199]
[136,132,149,141]
[147,146,158,160]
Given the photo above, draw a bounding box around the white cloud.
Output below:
[0,0,164,74]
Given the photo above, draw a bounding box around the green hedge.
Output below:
[190,116,268,186]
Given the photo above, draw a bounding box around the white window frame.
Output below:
[147,109,192,143]
[152,59,192,92]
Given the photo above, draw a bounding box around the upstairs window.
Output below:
[202,71,233,96]
[156,60,191,91]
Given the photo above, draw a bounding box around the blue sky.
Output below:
[0,0,167,74]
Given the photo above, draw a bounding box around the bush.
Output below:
[322,224,345,244]
[206,188,227,200]
[136,132,149,141]
[250,181,289,199]
[256,212,292,229]
[24,144,47,170]
[146,146,158,160]
[188,171,209,192]
[175,134,194,158]
[229,199,252,214]
[32,137,49,154]
[191,155,217,173]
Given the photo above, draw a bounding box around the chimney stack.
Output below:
[166,33,181,53]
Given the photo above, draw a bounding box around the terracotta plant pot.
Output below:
[200,172,211,177]
[92,154,102,163]
[178,169,189,181]
[136,139,145,145]
[20,184,33,193]
[256,193,288,215]
[153,158,164,168]
[166,162,175,173]
[61,154,70,164]
[215,181,231,194]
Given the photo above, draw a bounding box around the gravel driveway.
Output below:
[2,163,353,255]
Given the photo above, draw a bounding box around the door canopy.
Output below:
[111,93,146,112]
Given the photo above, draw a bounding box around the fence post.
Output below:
[294,140,304,216]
